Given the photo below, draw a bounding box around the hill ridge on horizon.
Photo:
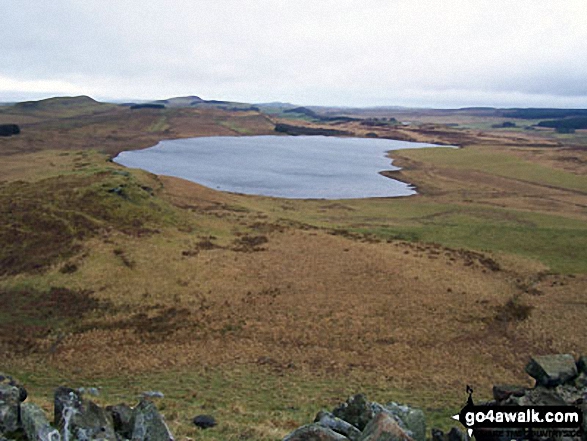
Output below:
[4,95,587,114]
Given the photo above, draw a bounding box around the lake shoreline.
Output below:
[114,135,454,200]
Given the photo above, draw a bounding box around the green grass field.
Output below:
[399,146,587,192]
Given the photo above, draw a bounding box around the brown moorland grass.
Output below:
[1,100,586,439]
[2,170,585,383]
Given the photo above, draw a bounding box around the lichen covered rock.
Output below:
[54,387,116,440]
[0,384,21,434]
[358,412,413,441]
[21,402,60,441]
[525,354,578,387]
[332,394,375,432]
[283,423,351,441]
[131,399,174,441]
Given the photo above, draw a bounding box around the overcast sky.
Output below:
[2,0,587,108]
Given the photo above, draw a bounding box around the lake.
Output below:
[113,135,451,199]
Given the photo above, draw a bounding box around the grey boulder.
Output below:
[283,423,351,441]
[577,356,587,375]
[21,402,61,441]
[54,386,117,440]
[0,384,21,434]
[380,402,426,441]
[525,354,578,387]
[131,399,174,441]
[192,414,216,429]
[106,404,134,439]
[0,373,27,403]
[358,412,413,441]
[315,411,361,441]
[332,394,375,431]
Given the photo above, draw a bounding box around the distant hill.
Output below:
[255,102,298,108]
[284,106,320,118]
[152,96,204,108]
[15,95,104,110]
[133,96,260,110]
[283,106,361,123]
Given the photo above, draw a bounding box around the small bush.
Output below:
[494,297,533,323]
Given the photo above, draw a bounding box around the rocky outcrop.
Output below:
[0,376,174,441]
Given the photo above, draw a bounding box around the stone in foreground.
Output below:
[315,411,361,441]
[283,423,351,441]
[358,413,413,441]
[131,399,174,441]
[446,427,468,441]
[192,414,216,429]
[382,403,426,441]
[332,394,375,431]
[21,402,61,441]
[491,384,526,402]
[106,403,134,439]
[0,373,27,403]
[54,386,117,440]
[0,384,21,434]
[525,354,578,387]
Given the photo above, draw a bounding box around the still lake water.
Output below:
[114,136,451,199]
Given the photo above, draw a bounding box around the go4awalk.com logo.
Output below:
[452,386,583,440]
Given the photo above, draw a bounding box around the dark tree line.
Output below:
[129,103,165,110]
[274,123,352,136]
[503,108,587,119]
[537,116,587,133]
[0,124,20,136]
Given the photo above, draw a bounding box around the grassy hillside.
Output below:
[0,98,586,439]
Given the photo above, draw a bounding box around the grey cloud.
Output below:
[2,0,587,107]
